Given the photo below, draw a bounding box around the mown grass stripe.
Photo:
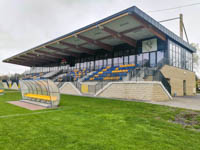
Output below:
[0,109,62,119]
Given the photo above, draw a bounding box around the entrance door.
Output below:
[183,80,186,96]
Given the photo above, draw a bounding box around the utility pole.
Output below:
[180,14,183,39]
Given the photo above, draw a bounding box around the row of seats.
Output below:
[89,76,122,81]
[56,68,90,82]
[24,93,57,101]
[94,72,127,78]
[68,68,90,81]
[24,72,48,80]
[85,64,137,81]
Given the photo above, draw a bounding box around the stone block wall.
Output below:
[161,65,196,96]
[60,82,81,96]
[96,81,172,101]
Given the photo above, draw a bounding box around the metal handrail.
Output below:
[153,71,171,94]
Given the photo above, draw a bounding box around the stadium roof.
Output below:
[3,6,196,67]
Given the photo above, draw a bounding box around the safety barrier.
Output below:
[20,79,60,108]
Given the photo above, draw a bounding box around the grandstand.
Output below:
[3,6,196,101]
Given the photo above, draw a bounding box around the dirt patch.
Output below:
[171,111,200,131]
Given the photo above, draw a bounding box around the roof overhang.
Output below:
[3,6,196,67]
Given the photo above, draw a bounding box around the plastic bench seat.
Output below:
[24,93,57,101]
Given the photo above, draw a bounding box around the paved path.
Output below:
[8,101,47,110]
[151,94,200,111]
[83,94,200,111]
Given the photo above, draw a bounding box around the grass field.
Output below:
[0,91,200,150]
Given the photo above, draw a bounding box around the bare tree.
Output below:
[191,43,200,78]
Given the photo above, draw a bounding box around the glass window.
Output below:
[86,61,89,69]
[119,56,123,65]
[124,56,129,64]
[150,52,156,67]
[90,61,94,70]
[103,59,107,67]
[129,55,135,64]
[81,63,84,69]
[157,51,164,64]
[169,40,193,71]
[77,63,80,69]
[178,46,181,68]
[169,42,173,66]
[137,54,142,66]
[143,53,149,67]
[176,45,179,67]
[190,53,193,71]
[99,60,103,68]
[181,48,186,69]
[83,62,87,69]
[186,50,190,70]
[108,58,112,66]
[95,60,99,69]
[173,45,176,67]
[114,57,119,66]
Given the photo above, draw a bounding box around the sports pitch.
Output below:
[0,90,200,150]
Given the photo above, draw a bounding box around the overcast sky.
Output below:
[0,0,199,75]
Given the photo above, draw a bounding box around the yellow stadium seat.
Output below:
[90,78,94,81]
[24,93,57,101]
[106,66,111,69]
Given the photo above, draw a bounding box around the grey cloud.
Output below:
[0,0,199,75]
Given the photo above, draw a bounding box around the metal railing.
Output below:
[157,58,170,70]
[127,58,171,94]
[71,58,172,95]
[129,67,145,81]
[73,81,109,95]
[73,81,82,92]
[57,82,65,88]
[153,71,171,94]
[94,81,110,93]
[128,67,171,94]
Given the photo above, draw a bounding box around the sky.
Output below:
[0,0,199,75]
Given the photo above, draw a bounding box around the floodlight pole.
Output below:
[180,14,183,39]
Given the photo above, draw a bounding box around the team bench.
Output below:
[24,93,57,101]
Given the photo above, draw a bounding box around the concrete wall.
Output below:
[60,82,81,96]
[2,82,8,89]
[161,65,196,96]
[54,82,60,86]
[96,81,172,101]
[0,82,4,88]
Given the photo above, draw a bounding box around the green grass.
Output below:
[3,89,19,92]
[0,91,200,150]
